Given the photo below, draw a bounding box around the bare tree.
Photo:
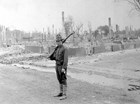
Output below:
[115,0,140,13]
[64,16,74,37]
[75,23,83,43]
[88,22,92,33]
[75,23,83,37]
[87,22,93,42]
[127,0,140,12]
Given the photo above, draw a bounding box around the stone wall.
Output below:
[25,41,140,56]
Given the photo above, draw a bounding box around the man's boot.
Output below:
[60,85,67,100]
[54,84,63,97]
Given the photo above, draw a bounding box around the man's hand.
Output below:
[62,68,65,73]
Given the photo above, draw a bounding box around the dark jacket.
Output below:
[50,45,68,69]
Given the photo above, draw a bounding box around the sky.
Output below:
[0,0,140,32]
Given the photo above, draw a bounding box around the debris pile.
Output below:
[0,45,48,64]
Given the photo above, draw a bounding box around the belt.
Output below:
[56,60,63,66]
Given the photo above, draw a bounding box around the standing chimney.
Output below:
[116,24,119,32]
[108,17,112,38]
[108,18,111,27]
[62,11,65,26]
[62,11,66,38]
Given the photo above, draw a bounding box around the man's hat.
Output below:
[56,34,63,42]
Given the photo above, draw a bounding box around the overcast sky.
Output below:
[0,0,140,32]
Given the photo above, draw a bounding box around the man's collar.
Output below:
[58,44,63,47]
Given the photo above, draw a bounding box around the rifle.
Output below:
[48,32,75,60]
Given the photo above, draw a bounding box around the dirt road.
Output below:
[0,64,98,104]
[0,49,140,104]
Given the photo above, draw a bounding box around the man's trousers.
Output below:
[55,65,67,95]
[55,65,67,85]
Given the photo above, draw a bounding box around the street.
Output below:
[0,64,103,104]
[0,49,140,104]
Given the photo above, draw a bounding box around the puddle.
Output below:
[12,64,130,89]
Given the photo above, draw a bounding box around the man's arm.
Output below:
[48,46,58,60]
[62,48,68,69]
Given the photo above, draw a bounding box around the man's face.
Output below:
[56,40,62,46]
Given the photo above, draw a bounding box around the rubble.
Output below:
[0,45,48,64]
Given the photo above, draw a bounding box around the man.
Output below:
[49,34,68,100]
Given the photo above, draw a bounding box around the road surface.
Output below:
[0,49,140,104]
